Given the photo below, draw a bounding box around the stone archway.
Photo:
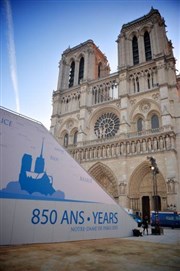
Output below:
[128,161,167,218]
[88,162,118,199]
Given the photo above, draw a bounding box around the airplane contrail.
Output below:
[4,0,20,113]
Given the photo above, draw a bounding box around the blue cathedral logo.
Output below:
[19,139,55,195]
[0,139,65,200]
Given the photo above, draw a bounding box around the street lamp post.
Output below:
[147,156,161,235]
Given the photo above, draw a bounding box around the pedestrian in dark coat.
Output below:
[142,216,149,235]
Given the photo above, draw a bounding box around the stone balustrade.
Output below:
[68,131,175,162]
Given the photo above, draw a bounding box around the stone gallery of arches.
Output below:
[51,8,180,220]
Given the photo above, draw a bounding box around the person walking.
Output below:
[142,216,149,235]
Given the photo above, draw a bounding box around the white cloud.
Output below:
[4,0,20,112]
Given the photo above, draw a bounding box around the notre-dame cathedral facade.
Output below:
[50,8,180,219]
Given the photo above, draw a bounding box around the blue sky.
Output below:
[1,0,180,129]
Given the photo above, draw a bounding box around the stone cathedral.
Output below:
[50,8,180,219]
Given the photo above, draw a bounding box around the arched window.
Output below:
[144,31,152,61]
[69,61,75,88]
[136,77,140,92]
[73,131,78,145]
[93,88,97,104]
[151,114,159,130]
[78,57,84,84]
[147,73,151,89]
[137,118,143,132]
[133,78,136,93]
[132,36,139,65]
[64,133,69,147]
[98,63,102,78]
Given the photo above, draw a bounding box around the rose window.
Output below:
[94,112,120,138]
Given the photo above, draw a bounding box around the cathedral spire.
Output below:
[34,138,45,173]
[40,138,44,157]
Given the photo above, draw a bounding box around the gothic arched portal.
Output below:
[88,162,118,199]
[128,161,167,219]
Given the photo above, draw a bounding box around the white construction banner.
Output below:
[0,107,136,245]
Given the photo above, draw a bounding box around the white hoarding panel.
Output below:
[0,107,136,245]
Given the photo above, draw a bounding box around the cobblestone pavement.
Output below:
[0,228,179,271]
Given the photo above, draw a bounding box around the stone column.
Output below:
[74,59,79,86]
[138,34,145,63]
